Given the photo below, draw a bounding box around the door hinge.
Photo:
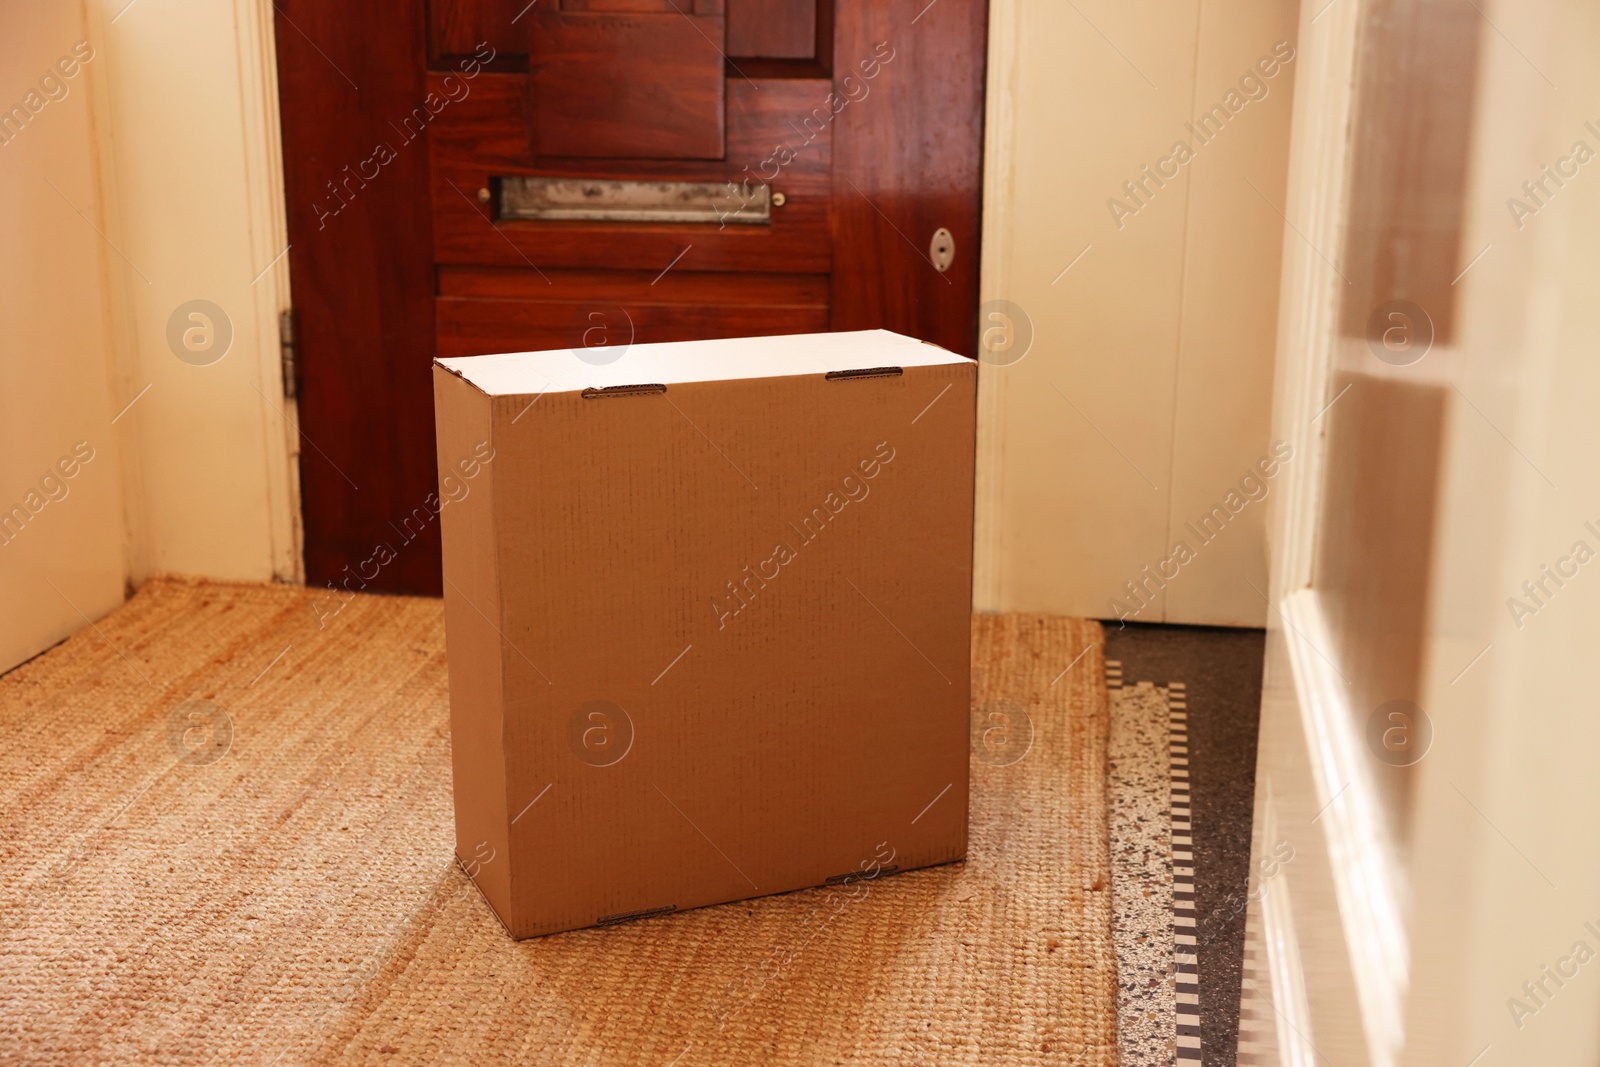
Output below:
[278,308,298,399]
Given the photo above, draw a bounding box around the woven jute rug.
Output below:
[0,578,1116,1065]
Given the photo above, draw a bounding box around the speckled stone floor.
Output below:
[1109,679,1179,1066]
[1105,624,1265,1067]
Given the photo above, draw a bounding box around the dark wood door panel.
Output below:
[428,0,528,68]
[436,265,829,359]
[728,0,817,58]
[529,4,727,159]
[430,0,823,69]
[275,0,443,595]
[438,265,828,303]
[430,76,832,271]
[831,4,987,356]
[561,0,700,9]
[437,300,828,358]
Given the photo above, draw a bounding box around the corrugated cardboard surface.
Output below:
[434,333,976,938]
[432,376,512,923]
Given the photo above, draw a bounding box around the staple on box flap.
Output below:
[824,865,900,885]
[824,367,903,381]
[580,384,669,399]
[596,904,678,926]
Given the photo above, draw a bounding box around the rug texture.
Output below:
[0,578,1116,1066]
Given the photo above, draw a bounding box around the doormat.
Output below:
[0,580,1119,1066]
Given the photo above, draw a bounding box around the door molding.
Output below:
[236,0,303,584]
[1278,589,1408,1064]
[1250,0,1407,1063]
[973,0,1025,610]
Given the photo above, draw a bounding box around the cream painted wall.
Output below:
[85,0,299,585]
[0,4,128,669]
[977,0,1299,626]
[1,0,298,673]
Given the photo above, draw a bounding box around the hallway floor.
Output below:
[1105,623,1266,1067]
[1,577,1120,1066]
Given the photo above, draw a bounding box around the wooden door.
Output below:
[1241,0,1484,1062]
[273,0,987,596]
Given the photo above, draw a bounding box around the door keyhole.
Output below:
[929,227,955,272]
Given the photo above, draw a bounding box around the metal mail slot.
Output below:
[498,176,771,225]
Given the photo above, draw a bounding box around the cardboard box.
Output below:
[432,329,976,938]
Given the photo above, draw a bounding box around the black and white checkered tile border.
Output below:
[1107,662,1199,1064]
[1169,681,1201,1063]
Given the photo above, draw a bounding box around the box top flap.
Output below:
[434,329,964,395]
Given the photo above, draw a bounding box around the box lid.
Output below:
[434,328,963,394]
